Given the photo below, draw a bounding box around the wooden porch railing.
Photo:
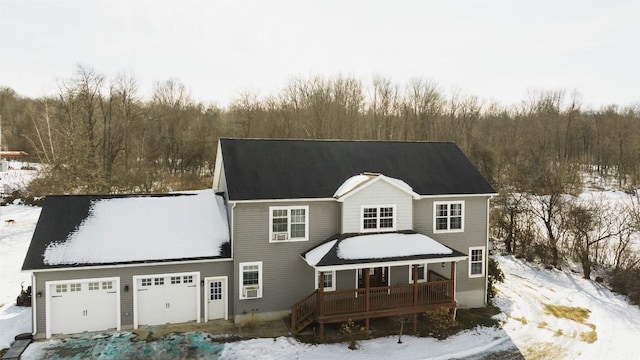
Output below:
[291,280,455,334]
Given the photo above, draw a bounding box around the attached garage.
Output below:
[23,192,232,338]
[46,277,120,338]
[133,272,201,328]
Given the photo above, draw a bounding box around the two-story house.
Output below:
[22,138,495,339]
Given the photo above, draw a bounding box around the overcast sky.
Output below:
[1,0,638,108]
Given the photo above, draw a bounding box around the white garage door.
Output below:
[47,277,120,338]
[134,272,200,328]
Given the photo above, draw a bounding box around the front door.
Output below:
[358,267,388,288]
[206,277,227,320]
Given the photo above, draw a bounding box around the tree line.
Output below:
[1,64,639,301]
[2,66,639,194]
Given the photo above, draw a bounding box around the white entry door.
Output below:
[206,277,227,320]
[134,272,200,328]
[47,277,120,338]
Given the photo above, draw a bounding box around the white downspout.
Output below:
[31,273,37,336]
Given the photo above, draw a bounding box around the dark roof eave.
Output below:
[313,251,468,268]
[24,254,231,271]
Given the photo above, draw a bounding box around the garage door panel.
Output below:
[47,278,119,337]
[135,273,199,327]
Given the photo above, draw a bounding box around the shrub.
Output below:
[339,319,370,350]
[422,309,457,340]
[609,266,640,305]
[487,257,505,302]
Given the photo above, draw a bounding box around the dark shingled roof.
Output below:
[302,231,467,267]
[219,138,495,201]
[22,193,230,271]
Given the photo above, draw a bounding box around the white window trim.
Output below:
[269,205,309,242]
[433,201,465,233]
[239,261,263,299]
[360,204,397,233]
[314,270,336,291]
[409,264,427,283]
[468,246,485,278]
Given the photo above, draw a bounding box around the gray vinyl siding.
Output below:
[414,196,490,302]
[341,181,413,233]
[335,269,356,291]
[389,265,407,285]
[32,260,233,335]
[232,201,338,315]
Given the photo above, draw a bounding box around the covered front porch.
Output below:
[292,232,467,337]
[291,264,457,337]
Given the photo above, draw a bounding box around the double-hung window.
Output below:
[240,261,263,299]
[315,270,336,291]
[361,205,396,232]
[469,246,485,277]
[409,264,426,283]
[434,201,464,233]
[269,206,309,242]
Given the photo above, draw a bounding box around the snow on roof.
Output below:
[303,232,455,268]
[43,190,229,265]
[333,173,414,198]
[304,240,338,266]
[338,233,453,260]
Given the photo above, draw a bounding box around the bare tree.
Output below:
[566,195,632,279]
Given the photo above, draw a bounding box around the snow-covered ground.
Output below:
[0,161,40,194]
[0,204,41,349]
[493,256,640,359]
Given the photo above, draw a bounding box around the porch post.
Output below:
[364,268,370,331]
[318,271,325,338]
[318,271,325,317]
[413,264,418,333]
[450,262,456,301]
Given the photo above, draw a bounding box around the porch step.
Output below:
[293,314,315,333]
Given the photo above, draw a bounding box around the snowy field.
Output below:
[0,161,40,193]
[0,204,40,349]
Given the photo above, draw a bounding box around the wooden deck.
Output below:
[291,279,456,336]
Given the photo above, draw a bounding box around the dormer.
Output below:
[334,173,420,234]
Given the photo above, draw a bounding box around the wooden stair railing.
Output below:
[291,289,318,333]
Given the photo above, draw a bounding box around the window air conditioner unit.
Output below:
[273,232,289,240]
[243,286,259,299]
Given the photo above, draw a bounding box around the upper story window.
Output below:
[433,201,464,233]
[361,205,396,232]
[269,206,309,242]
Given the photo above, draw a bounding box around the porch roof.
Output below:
[301,231,467,270]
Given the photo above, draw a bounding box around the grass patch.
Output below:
[537,321,548,328]
[580,330,598,343]
[523,342,565,360]
[543,303,597,343]
[543,304,590,323]
[455,306,501,330]
[510,316,528,325]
